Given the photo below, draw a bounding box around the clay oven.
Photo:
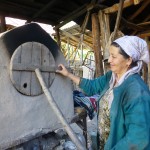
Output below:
[0,23,74,149]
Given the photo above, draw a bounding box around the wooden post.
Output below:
[60,30,92,50]
[35,68,87,150]
[91,13,103,77]
[98,11,111,73]
[55,28,61,48]
[80,34,84,63]
[98,11,105,52]
[129,0,150,20]
[67,37,70,65]
[111,0,124,41]
[143,62,148,84]
[103,0,143,14]
[80,11,90,34]
[0,15,6,33]
[98,11,110,60]
[145,37,150,88]
[54,3,95,30]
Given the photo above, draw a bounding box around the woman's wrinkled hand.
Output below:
[56,64,69,77]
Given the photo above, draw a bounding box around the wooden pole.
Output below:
[55,28,61,48]
[60,30,92,50]
[143,62,148,84]
[145,37,150,88]
[129,0,150,21]
[54,3,95,30]
[111,0,124,41]
[103,0,143,14]
[98,11,105,50]
[0,15,6,33]
[121,17,147,31]
[91,13,103,77]
[98,11,110,61]
[80,10,90,34]
[35,68,86,150]
[80,34,84,63]
[98,11,111,73]
[67,37,70,65]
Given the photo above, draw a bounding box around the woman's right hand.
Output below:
[56,64,69,77]
[56,64,80,85]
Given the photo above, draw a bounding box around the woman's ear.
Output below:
[127,57,132,66]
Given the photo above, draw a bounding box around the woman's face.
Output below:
[108,45,132,76]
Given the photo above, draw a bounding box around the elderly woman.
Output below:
[56,36,150,150]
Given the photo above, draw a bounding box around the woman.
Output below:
[56,36,150,150]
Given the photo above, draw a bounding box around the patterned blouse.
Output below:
[98,69,139,149]
[98,88,113,150]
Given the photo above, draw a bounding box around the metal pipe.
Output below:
[35,68,86,150]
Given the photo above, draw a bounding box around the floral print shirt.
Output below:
[98,88,113,150]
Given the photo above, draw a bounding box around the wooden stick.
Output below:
[129,0,150,20]
[0,15,6,32]
[54,3,95,30]
[35,68,86,150]
[103,0,133,14]
[121,17,146,31]
[111,0,124,41]
[11,63,70,72]
[60,30,92,50]
[91,13,103,77]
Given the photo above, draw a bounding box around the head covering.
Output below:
[114,36,150,64]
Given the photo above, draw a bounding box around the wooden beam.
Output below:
[60,36,93,48]
[12,63,62,72]
[98,11,110,54]
[80,10,91,34]
[98,10,111,74]
[0,15,6,32]
[104,14,110,42]
[144,14,150,22]
[54,3,96,30]
[60,30,92,50]
[103,0,143,14]
[138,32,150,38]
[138,21,150,26]
[32,1,56,19]
[143,62,148,84]
[129,0,150,20]
[145,37,150,88]
[55,28,61,48]
[0,10,56,25]
[0,1,38,12]
[121,17,148,31]
[71,28,92,38]
[92,13,103,76]
[112,0,124,41]
[57,4,87,23]
[63,24,80,32]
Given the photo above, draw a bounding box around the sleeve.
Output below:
[79,71,112,96]
[111,87,150,150]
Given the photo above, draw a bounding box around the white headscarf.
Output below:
[108,36,149,108]
[114,36,150,64]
